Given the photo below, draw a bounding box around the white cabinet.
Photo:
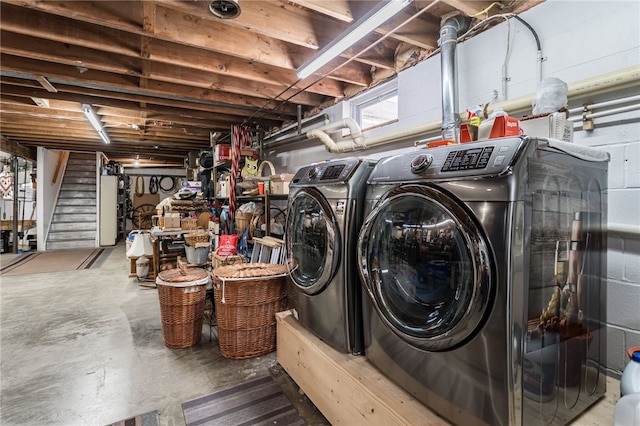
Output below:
[100,175,117,246]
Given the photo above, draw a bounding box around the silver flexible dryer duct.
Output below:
[439,14,470,142]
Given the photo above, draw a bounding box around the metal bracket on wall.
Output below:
[582,108,594,131]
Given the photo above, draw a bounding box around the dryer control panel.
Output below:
[371,137,528,183]
[292,157,361,185]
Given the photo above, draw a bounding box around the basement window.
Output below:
[353,84,398,131]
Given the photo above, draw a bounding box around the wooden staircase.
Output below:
[46,152,98,250]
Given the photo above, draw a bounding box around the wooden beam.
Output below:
[52,150,68,184]
[0,136,37,161]
[0,79,298,120]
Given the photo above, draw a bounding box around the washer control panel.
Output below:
[293,157,361,185]
[441,146,494,171]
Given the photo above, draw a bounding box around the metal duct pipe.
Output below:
[439,14,470,142]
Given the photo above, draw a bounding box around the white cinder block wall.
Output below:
[266,0,640,376]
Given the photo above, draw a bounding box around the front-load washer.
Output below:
[357,136,608,425]
[286,157,375,355]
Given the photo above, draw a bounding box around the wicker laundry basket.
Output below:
[156,268,211,348]
[212,263,287,359]
[184,228,209,246]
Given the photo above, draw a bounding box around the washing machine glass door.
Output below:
[358,184,493,351]
[286,189,340,295]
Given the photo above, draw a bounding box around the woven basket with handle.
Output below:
[184,227,209,246]
[212,263,287,359]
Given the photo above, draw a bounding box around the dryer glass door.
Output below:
[286,190,340,294]
[358,185,493,351]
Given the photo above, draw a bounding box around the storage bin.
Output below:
[185,245,210,265]
[156,268,211,348]
[212,263,287,359]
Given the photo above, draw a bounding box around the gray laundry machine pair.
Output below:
[357,136,609,425]
[285,157,375,355]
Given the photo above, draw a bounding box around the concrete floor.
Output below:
[0,243,329,426]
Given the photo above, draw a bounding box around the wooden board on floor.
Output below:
[275,310,450,426]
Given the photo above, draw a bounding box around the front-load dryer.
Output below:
[285,157,375,355]
[357,136,608,425]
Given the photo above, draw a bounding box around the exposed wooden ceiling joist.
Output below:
[0,0,545,165]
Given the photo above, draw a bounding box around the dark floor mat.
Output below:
[182,375,306,426]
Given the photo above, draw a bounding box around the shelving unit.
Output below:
[211,137,288,238]
[116,173,130,241]
[215,193,288,236]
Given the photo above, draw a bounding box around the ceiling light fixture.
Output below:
[296,0,412,80]
[82,104,111,144]
[208,0,241,19]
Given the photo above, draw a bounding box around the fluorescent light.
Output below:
[82,104,111,144]
[296,0,412,80]
[96,130,111,145]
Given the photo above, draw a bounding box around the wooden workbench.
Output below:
[275,310,618,425]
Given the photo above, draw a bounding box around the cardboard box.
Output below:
[214,144,231,162]
[270,173,294,194]
[519,112,573,142]
[162,213,181,230]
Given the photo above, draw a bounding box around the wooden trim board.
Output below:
[275,310,618,426]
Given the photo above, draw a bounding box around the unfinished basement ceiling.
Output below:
[0,0,543,166]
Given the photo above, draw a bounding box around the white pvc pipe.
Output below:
[608,223,640,236]
[568,104,640,122]
[568,94,640,114]
[480,66,640,119]
[308,66,640,153]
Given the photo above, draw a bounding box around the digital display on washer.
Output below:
[441,146,494,171]
[320,164,346,180]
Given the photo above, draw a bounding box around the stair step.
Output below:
[47,240,96,250]
[52,213,96,223]
[48,230,97,241]
[68,152,96,159]
[54,205,97,215]
[59,183,97,192]
[57,198,96,207]
[67,161,96,171]
[59,190,97,199]
[63,171,96,179]
[61,177,97,186]
[66,157,95,164]
[49,222,96,232]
